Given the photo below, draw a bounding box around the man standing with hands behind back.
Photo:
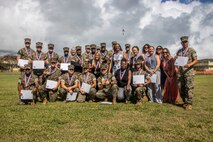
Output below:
[176,36,198,110]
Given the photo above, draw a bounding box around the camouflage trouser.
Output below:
[77,88,96,102]
[59,88,79,101]
[38,84,58,102]
[133,86,147,102]
[96,84,118,100]
[178,73,194,105]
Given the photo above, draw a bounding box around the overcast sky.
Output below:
[0,0,212,59]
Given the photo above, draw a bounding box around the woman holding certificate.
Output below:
[132,60,151,105]
[162,48,179,104]
[145,46,162,103]
[114,58,132,104]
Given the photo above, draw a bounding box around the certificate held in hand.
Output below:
[174,56,189,67]
[18,59,28,67]
[81,83,91,94]
[46,80,58,89]
[133,75,145,84]
[21,90,33,100]
[33,60,45,69]
[60,63,70,71]
[66,92,77,101]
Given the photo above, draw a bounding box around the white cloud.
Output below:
[0,0,212,59]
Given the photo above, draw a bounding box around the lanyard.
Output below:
[68,75,73,85]
[25,74,32,87]
[36,52,41,60]
[84,73,88,83]
[136,69,142,75]
[133,54,139,64]
[25,48,31,57]
[76,55,82,63]
[50,68,56,74]
[181,48,188,57]
[120,69,126,80]
[48,52,54,59]
[95,61,99,71]
[64,56,68,63]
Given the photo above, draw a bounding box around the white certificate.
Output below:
[174,56,189,66]
[117,87,125,100]
[66,92,77,101]
[150,74,157,83]
[46,80,58,89]
[33,60,45,69]
[18,59,28,67]
[81,83,91,94]
[21,90,33,100]
[133,75,145,84]
[60,63,70,71]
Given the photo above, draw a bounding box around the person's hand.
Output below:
[19,92,22,96]
[80,89,85,95]
[105,79,110,85]
[52,87,58,91]
[138,84,144,87]
[184,64,190,68]
[28,59,32,64]
[126,85,130,92]
[101,79,106,85]
[69,90,73,94]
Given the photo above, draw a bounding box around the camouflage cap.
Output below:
[24,64,31,70]
[101,64,107,70]
[125,43,131,47]
[76,46,82,50]
[50,58,57,63]
[24,38,31,43]
[112,41,117,45]
[82,63,89,69]
[63,47,69,52]
[85,45,90,49]
[48,43,54,48]
[36,42,43,47]
[100,43,106,47]
[90,44,96,49]
[97,46,100,50]
[180,36,188,42]
[68,64,74,70]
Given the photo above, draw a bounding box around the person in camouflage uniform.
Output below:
[132,60,151,105]
[18,64,38,105]
[82,45,93,64]
[96,64,118,104]
[60,65,79,101]
[71,46,83,73]
[77,63,97,103]
[90,44,97,58]
[17,38,36,71]
[45,43,59,68]
[100,43,111,66]
[58,47,72,64]
[125,43,133,65]
[176,36,198,110]
[39,58,61,104]
[32,42,48,101]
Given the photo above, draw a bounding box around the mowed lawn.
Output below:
[0,72,212,142]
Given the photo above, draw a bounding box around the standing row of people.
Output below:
[17,36,197,110]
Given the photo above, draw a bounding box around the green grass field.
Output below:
[0,73,212,142]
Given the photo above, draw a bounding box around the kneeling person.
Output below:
[77,63,97,102]
[60,65,79,101]
[18,64,38,105]
[96,64,118,104]
[132,60,151,105]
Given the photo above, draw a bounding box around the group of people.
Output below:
[17,36,198,110]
